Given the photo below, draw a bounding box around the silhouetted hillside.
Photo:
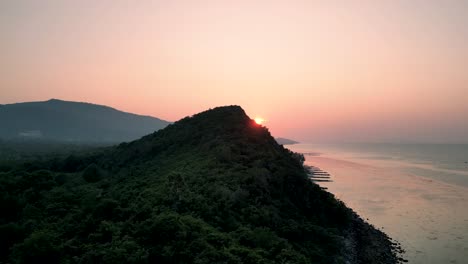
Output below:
[276,137,299,145]
[0,106,398,263]
[0,99,170,142]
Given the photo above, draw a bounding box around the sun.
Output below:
[254,117,265,125]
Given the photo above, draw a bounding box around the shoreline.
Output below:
[304,164,406,263]
[345,211,406,263]
[302,154,468,263]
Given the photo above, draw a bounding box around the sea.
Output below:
[287,143,468,264]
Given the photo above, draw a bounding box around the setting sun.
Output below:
[254,117,265,125]
[2,1,468,262]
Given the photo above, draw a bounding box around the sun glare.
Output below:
[254,117,265,125]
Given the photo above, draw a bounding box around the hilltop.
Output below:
[0,99,170,143]
[0,106,399,263]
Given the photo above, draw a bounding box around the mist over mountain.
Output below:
[0,99,170,143]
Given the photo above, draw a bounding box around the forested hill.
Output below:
[0,106,398,263]
[0,99,170,142]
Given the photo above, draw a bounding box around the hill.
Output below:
[0,99,170,143]
[0,106,399,263]
[276,137,299,145]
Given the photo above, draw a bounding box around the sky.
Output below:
[1,0,467,143]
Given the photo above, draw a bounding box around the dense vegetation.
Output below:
[0,140,108,161]
[0,106,352,263]
[0,99,169,142]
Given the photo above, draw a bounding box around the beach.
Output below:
[289,144,468,264]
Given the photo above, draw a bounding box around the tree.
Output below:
[82,163,102,182]
[11,230,61,263]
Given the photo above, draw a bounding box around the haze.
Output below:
[1,0,467,143]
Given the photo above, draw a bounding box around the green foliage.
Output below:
[11,230,61,263]
[0,106,352,263]
[82,163,103,182]
[0,223,25,261]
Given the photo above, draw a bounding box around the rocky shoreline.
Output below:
[343,211,406,264]
[305,165,406,263]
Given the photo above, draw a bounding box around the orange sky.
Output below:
[1,0,467,142]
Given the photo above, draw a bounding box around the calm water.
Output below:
[288,143,468,264]
[294,143,468,187]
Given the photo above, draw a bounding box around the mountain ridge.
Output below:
[0,105,400,263]
[276,137,299,145]
[0,99,170,143]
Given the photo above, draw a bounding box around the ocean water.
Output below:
[287,143,468,264]
[294,143,468,187]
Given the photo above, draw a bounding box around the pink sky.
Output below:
[1,0,467,142]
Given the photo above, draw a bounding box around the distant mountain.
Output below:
[276,137,299,145]
[0,99,170,143]
[0,106,399,263]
